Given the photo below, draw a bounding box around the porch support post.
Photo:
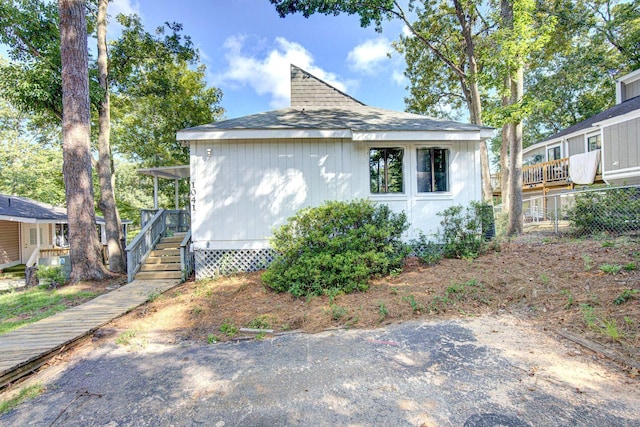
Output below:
[153,176,158,210]
[174,178,179,210]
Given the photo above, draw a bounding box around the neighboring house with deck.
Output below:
[493,68,640,202]
[176,65,493,279]
[0,193,130,270]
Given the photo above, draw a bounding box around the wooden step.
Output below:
[145,255,180,264]
[135,271,182,280]
[150,249,180,257]
[156,242,180,250]
[160,234,186,243]
[141,263,181,272]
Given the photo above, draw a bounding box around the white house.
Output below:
[177,65,493,278]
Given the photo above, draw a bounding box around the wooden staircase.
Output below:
[134,233,186,280]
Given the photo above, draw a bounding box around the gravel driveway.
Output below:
[2,315,638,426]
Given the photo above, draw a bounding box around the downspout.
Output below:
[174,178,179,210]
[596,124,610,185]
[153,176,159,210]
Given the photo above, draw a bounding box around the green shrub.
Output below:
[262,199,410,297]
[568,187,640,236]
[436,202,491,259]
[409,232,443,265]
[36,266,66,287]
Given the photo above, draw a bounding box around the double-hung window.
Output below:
[417,148,449,192]
[369,148,404,194]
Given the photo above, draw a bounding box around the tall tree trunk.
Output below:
[500,75,511,211]
[454,0,493,204]
[506,66,524,236]
[58,0,109,281]
[96,0,126,273]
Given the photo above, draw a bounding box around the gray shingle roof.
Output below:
[541,95,640,143]
[178,65,491,136]
[0,194,68,221]
[290,65,364,108]
[0,193,131,224]
[182,105,490,133]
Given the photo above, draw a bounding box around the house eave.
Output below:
[0,215,61,224]
[591,108,640,128]
[178,128,493,143]
[352,130,492,141]
[177,129,352,141]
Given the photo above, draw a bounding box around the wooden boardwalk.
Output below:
[0,279,180,388]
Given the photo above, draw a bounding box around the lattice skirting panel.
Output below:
[194,249,277,279]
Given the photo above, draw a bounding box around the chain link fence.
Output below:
[495,184,640,236]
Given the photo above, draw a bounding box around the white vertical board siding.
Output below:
[190,138,480,249]
[191,138,358,250]
[406,141,480,238]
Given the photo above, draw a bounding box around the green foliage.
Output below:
[0,383,45,415]
[0,99,65,204]
[219,320,238,337]
[435,202,492,259]
[599,264,622,275]
[409,232,443,265]
[0,0,65,122]
[207,334,218,344]
[330,304,347,320]
[580,304,598,328]
[378,301,389,319]
[402,294,424,314]
[581,254,593,271]
[568,188,640,236]
[614,289,639,305]
[0,286,100,335]
[601,318,623,341]
[35,266,66,288]
[560,289,575,309]
[115,329,137,346]
[109,15,223,167]
[246,316,271,329]
[262,200,410,297]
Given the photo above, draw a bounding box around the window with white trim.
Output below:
[417,148,449,192]
[369,148,404,194]
[587,134,601,152]
[547,146,561,161]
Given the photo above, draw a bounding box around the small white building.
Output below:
[177,65,492,278]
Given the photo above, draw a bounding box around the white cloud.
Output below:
[392,70,408,86]
[109,0,141,18]
[212,35,353,109]
[347,38,392,73]
[106,0,141,39]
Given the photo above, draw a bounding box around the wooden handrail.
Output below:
[492,157,572,190]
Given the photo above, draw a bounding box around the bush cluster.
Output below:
[36,265,66,288]
[568,187,640,236]
[436,201,492,259]
[262,199,409,297]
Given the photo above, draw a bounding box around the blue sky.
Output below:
[110,0,410,120]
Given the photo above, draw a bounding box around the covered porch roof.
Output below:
[137,165,190,209]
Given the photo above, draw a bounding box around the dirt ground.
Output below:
[104,233,640,376]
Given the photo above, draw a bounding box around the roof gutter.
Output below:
[177,128,494,143]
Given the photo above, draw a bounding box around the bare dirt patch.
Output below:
[107,235,639,374]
